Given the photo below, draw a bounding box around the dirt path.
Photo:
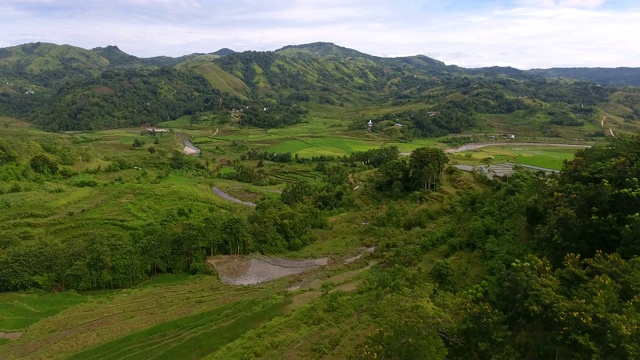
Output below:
[0,331,23,340]
[212,187,256,207]
[601,116,615,137]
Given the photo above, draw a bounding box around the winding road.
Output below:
[601,116,615,137]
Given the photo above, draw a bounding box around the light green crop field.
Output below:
[0,275,276,359]
[451,145,581,170]
[0,291,90,331]
[68,297,290,360]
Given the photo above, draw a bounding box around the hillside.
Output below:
[1,40,640,359]
[1,113,640,358]
[0,41,639,137]
[0,42,109,77]
[529,67,640,86]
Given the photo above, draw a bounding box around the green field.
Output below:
[68,297,289,360]
[451,145,582,170]
[0,275,273,358]
[0,291,89,331]
[0,115,600,359]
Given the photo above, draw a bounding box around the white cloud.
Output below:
[0,0,638,68]
[515,0,607,8]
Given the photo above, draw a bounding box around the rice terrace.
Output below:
[1,39,640,360]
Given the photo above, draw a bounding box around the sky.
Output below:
[0,0,639,69]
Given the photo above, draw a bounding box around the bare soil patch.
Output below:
[209,256,329,285]
[0,331,23,340]
[212,187,256,207]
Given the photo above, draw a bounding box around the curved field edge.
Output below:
[0,275,271,359]
[68,296,290,360]
[0,291,89,332]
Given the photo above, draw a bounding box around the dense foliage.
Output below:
[29,69,241,130]
[351,136,640,359]
[3,41,640,359]
[528,135,640,264]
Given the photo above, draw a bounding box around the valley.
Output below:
[1,41,640,359]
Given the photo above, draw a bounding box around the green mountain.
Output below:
[2,42,640,360]
[30,68,243,131]
[0,42,109,77]
[528,67,640,86]
[91,45,140,67]
[1,41,639,133]
[212,48,236,56]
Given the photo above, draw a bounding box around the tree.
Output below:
[527,135,640,264]
[30,153,58,174]
[0,139,18,164]
[221,215,249,255]
[409,147,448,191]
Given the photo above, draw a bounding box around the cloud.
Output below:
[515,0,607,8]
[0,0,638,68]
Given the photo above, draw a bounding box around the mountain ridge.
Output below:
[3,41,639,77]
[1,41,639,133]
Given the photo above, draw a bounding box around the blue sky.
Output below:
[0,0,638,69]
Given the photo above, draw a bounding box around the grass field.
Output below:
[451,145,581,170]
[0,291,90,332]
[68,297,289,360]
[0,275,275,359]
[0,113,592,358]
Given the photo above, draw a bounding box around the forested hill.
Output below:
[1,41,640,131]
[528,67,640,86]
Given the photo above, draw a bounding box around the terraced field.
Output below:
[0,276,272,359]
[68,298,289,360]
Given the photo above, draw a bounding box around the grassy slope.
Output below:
[0,276,273,359]
[0,43,108,75]
[177,61,249,99]
[0,123,243,246]
[68,297,290,360]
[0,291,89,332]
[0,111,592,359]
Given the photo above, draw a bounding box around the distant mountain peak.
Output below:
[275,42,373,60]
[91,45,138,66]
[212,48,235,56]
